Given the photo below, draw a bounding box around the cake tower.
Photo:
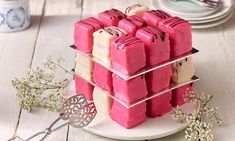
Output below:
[73,4,197,129]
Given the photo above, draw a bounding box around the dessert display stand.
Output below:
[69,45,200,140]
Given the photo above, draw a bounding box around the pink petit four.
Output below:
[158,17,192,57]
[143,10,172,26]
[98,9,126,26]
[172,83,194,107]
[111,35,146,75]
[125,4,149,17]
[74,74,94,100]
[146,65,172,93]
[147,91,172,118]
[93,63,113,93]
[113,74,147,105]
[118,15,147,35]
[111,101,146,128]
[74,17,104,52]
[136,26,170,66]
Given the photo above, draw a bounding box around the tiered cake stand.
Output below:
[69,45,200,140]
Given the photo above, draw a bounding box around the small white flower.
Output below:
[12,56,73,112]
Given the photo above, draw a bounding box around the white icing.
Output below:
[171,57,195,83]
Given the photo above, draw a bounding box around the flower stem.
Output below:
[54,63,74,76]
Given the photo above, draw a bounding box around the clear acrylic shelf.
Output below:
[76,74,200,109]
[70,45,199,81]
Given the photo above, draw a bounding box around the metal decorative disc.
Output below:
[69,102,97,128]
[60,94,88,120]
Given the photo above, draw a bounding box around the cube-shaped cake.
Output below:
[146,64,172,93]
[92,26,127,64]
[136,26,170,66]
[118,16,147,35]
[93,63,113,93]
[74,74,94,100]
[93,87,113,116]
[98,9,126,26]
[74,17,104,52]
[171,83,194,107]
[75,52,93,81]
[111,101,146,128]
[159,17,192,57]
[147,91,172,118]
[171,57,195,83]
[113,74,147,105]
[111,35,146,75]
[143,10,172,26]
[125,4,149,17]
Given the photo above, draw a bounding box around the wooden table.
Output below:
[0,0,234,140]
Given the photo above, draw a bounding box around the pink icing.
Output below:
[98,9,126,26]
[146,64,172,94]
[118,16,147,35]
[147,91,172,118]
[143,10,172,26]
[111,35,146,75]
[158,17,192,57]
[171,83,194,107]
[111,101,146,128]
[112,74,147,105]
[93,63,113,93]
[136,26,170,66]
[74,17,104,53]
[74,74,94,100]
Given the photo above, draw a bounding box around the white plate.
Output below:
[151,0,233,21]
[159,0,222,18]
[84,102,198,140]
[192,10,233,29]
[189,9,232,24]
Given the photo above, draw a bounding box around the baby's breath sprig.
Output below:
[171,90,224,141]
[12,56,73,112]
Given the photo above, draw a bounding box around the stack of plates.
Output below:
[151,0,234,29]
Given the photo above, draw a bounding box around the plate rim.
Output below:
[192,10,233,29]
[151,0,233,21]
[160,0,222,18]
[190,9,233,24]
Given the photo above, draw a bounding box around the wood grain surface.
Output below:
[0,0,234,140]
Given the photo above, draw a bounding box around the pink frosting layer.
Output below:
[146,64,172,94]
[112,74,147,105]
[171,83,194,107]
[118,16,147,35]
[158,17,192,57]
[111,101,146,129]
[111,35,146,75]
[143,10,172,26]
[136,26,170,66]
[93,63,113,93]
[74,17,104,52]
[98,9,126,26]
[147,91,172,118]
[74,74,94,100]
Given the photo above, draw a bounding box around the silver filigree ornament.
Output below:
[60,94,88,120]
[69,102,97,128]
[8,94,97,141]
